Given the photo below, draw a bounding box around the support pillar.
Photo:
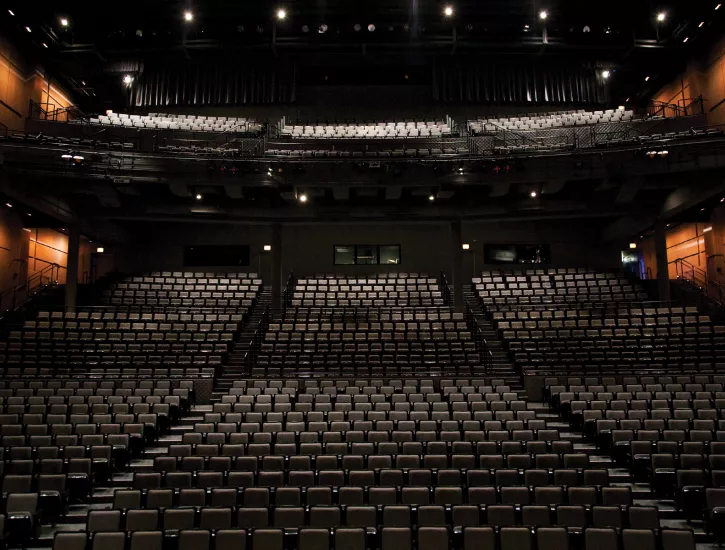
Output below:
[65,225,80,311]
[654,220,671,302]
[451,220,464,311]
[271,223,283,310]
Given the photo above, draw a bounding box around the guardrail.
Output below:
[671,257,725,306]
[0,263,61,315]
[464,301,493,374]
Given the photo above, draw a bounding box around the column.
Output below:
[271,223,283,310]
[654,220,670,302]
[65,224,81,310]
[451,220,464,311]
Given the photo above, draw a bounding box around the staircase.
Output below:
[211,289,272,401]
[463,284,521,390]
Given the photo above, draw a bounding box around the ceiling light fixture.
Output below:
[263,245,272,251]
[656,12,666,22]
[429,195,435,202]
[683,36,689,42]
[530,191,538,198]
[5,203,12,208]
[318,24,328,33]
[96,247,104,253]
[41,42,48,48]
[195,193,203,200]
[602,70,610,79]
[368,24,375,31]
[8,10,14,16]
[299,193,308,203]
[25,26,31,32]
[717,4,722,10]
[276,8,286,20]
[60,18,68,27]
[699,21,705,27]
[184,11,193,22]
[444,5,454,17]
[123,74,133,85]
[629,243,637,249]
[539,10,548,20]
[462,244,470,250]
[644,76,650,81]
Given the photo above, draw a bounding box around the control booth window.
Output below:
[334,245,401,265]
[484,244,551,265]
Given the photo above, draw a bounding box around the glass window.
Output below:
[334,245,355,265]
[355,245,378,265]
[379,245,401,265]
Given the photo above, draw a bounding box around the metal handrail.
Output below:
[245,305,270,368]
[0,263,61,314]
[282,270,296,309]
[440,271,452,307]
[671,257,725,305]
[464,301,492,374]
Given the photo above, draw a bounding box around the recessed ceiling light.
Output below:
[602,70,610,79]
[184,10,193,22]
[530,191,538,198]
[276,8,286,20]
[60,18,68,27]
[299,193,308,203]
[444,5,454,17]
[656,12,666,22]
[428,195,435,201]
[539,10,548,20]
[123,74,133,84]
[195,193,202,200]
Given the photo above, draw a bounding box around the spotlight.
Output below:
[629,243,637,249]
[60,18,68,27]
[462,244,470,250]
[195,193,203,200]
[5,203,12,208]
[8,10,14,16]
[699,21,705,27]
[276,8,286,20]
[263,245,272,251]
[539,10,548,20]
[25,26,31,33]
[299,193,308,203]
[601,70,610,79]
[184,10,193,22]
[644,76,650,82]
[42,43,48,48]
[444,5,454,17]
[123,74,133,85]
[428,195,435,202]
[656,12,666,22]
[318,24,327,33]
[530,191,538,198]
[368,24,375,32]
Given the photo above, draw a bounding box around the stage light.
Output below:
[683,36,689,42]
[368,24,375,32]
[263,245,272,251]
[429,195,435,202]
[276,8,286,20]
[96,247,104,253]
[123,74,133,85]
[184,11,193,22]
[195,193,203,200]
[602,70,610,79]
[644,76,650,81]
[299,193,308,203]
[444,5,454,17]
[699,21,705,27]
[629,243,637,249]
[462,244,470,250]
[656,12,666,22]
[530,191,538,198]
[704,226,713,233]
[318,24,328,33]
[8,10,14,16]
[60,18,68,27]
[25,26,31,33]
[539,10,548,20]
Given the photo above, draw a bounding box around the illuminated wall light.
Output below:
[96,247,105,253]
[629,243,637,249]
[263,245,272,251]
[462,244,470,250]
[184,10,193,22]
[704,226,713,233]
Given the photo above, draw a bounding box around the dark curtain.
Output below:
[128,61,296,107]
[432,60,606,105]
